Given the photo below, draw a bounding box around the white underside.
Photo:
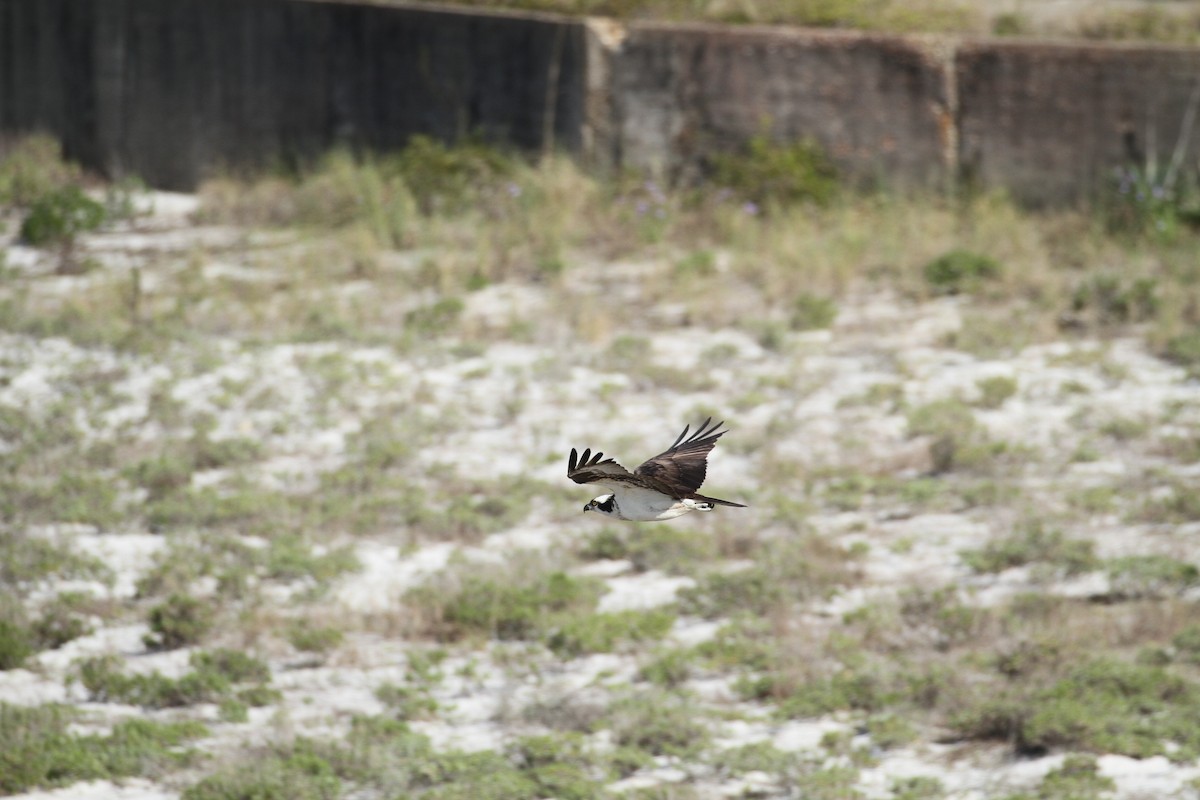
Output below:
[592,483,713,522]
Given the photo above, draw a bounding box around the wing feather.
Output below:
[633,417,728,498]
[567,447,634,487]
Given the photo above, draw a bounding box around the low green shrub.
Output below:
[791,293,838,330]
[609,691,710,758]
[1105,555,1200,599]
[19,185,107,247]
[0,617,33,670]
[145,593,214,650]
[77,649,275,709]
[287,623,344,654]
[412,570,600,642]
[953,658,1200,759]
[547,609,676,658]
[0,702,206,794]
[922,249,1001,295]
[961,523,1097,576]
[710,134,839,208]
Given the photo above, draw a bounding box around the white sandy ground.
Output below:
[3,192,1200,799]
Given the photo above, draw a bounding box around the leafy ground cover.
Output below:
[0,135,1198,798]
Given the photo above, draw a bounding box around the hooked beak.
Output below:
[582,504,591,513]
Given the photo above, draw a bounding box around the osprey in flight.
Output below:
[567,418,746,521]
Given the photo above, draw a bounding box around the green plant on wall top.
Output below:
[710,134,839,209]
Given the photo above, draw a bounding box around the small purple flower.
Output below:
[506,183,522,198]
[742,201,760,216]
[635,200,649,216]
[1151,185,1166,200]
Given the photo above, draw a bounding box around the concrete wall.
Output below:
[0,0,586,189]
[956,40,1200,205]
[606,24,953,190]
[3,0,1200,203]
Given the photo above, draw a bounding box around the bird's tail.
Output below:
[692,493,746,508]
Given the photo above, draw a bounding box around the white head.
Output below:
[583,494,616,515]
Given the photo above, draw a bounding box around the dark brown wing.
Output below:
[567,447,635,487]
[633,418,728,499]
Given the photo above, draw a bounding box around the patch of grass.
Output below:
[19,185,107,247]
[0,135,82,206]
[906,398,1004,473]
[712,740,798,777]
[286,622,345,655]
[375,682,439,720]
[769,666,900,718]
[1173,625,1200,664]
[184,715,609,800]
[952,658,1200,759]
[31,591,96,650]
[1163,328,1200,373]
[0,531,112,587]
[1033,754,1116,800]
[791,293,838,330]
[974,375,1018,409]
[1104,555,1200,599]
[679,535,858,619]
[1098,415,1149,441]
[76,649,276,709]
[608,690,710,759]
[922,249,1001,295]
[547,608,676,657]
[866,712,918,749]
[408,569,602,643]
[960,523,1098,577]
[1135,483,1200,523]
[0,702,206,794]
[1068,275,1160,327]
[182,744,343,800]
[405,296,464,337]
[638,647,693,687]
[265,534,360,584]
[581,526,714,574]
[145,593,214,650]
[710,134,838,209]
[890,775,945,799]
[0,614,34,670]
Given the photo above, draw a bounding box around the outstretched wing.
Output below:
[634,417,728,498]
[567,447,635,491]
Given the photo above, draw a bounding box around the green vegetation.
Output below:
[407,569,602,644]
[77,649,278,709]
[961,523,1098,576]
[0,702,206,794]
[286,622,345,654]
[710,134,838,208]
[906,398,1007,473]
[1104,555,1200,599]
[547,608,676,657]
[923,249,1001,295]
[19,185,107,247]
[181,716,612,800]
[953,658,1200,759]
[4,127,1200,798]
[974,375,1018,409]
[145,593,215,650]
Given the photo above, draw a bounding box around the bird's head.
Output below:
[583,494,616,515]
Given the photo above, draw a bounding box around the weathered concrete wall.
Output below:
[0,0,586,189]
[607,23,953,190]
[4,0,1200,203]
[956,40,1200,205]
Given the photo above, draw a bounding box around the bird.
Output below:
[567,417,746,521]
